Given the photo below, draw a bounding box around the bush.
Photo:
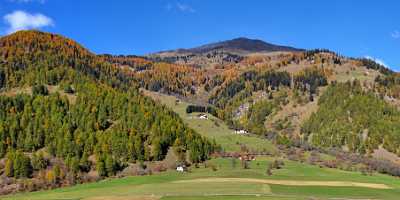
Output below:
[63,84,74,94]
[32,85,49,96]
[272,159,284,169]
[366,159,400,177]
[266,164,273,176]
[32,84,49,96]
[152,163,167,173]
[209,163,218,171]
[31,152,48,170]
[5,151,33,178]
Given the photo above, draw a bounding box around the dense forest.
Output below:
[242,100,276,135]
[134,62,203,96]
[99,54,153,72]
[293,67,328,95]
[209,70,291,110]
[0,31,217,187]
[98,54,206,96]
[302,81,400,155]
[0,30,137,91]
[0,83,216,177]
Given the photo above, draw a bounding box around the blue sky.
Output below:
[0,0,399,70]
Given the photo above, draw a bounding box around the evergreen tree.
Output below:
[96,158,106,177]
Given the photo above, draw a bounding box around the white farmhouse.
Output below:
[176,166,185,172]
[199,114,208,120]
[235,129,249,135]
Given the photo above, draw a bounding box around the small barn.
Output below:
[235,129,249,135]
[198,114,208,120]
[176,165,187,172]
[239,154,256,161]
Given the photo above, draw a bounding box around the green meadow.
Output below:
[143,90,277,153]
[5,157,400,200]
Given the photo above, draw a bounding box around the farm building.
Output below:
[198,114,208,119]
[235,129,249,135]
[239,154,256,161]
[176,165,187,172]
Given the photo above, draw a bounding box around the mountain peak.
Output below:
[231,37,254,41]
[161,37,303,55]
[0,30,92,57]
[229,37,264,42]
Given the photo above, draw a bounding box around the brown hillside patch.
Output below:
[174,178,392,189]
[372,147,400,165]
[0,85,77,104]
[332,63,380,83]
[0,87,32,96]
[278,60,315,74]
[266,88,323,136]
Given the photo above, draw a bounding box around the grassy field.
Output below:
[5,90,400,200]
[5,157,400,200]
[333,63,380,83]
[142,90,277,153]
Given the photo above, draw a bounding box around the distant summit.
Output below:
[147,37,304,67]
[158,37,303,55]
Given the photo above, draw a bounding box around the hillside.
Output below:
[302,82,400,154]
[0,31,217,194]
[0,30,136,90]
[132,45,400,164]
[70,38,400,160]
[142,89,277,153]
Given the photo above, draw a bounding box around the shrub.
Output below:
[32,84,49,96]
[63,84,74,93]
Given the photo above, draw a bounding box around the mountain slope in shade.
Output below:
[159,37,304,55]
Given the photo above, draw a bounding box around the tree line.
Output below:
[186,105,218,116]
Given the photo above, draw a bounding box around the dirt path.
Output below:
[174,178,392,189]
[84,196,160,200]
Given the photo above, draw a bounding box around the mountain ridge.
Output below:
[153,37,304,55]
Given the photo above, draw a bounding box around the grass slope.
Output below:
[142,90,277,153]
[5,157,400,200]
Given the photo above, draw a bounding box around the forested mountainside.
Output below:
[115,44,400,158]
[0,30,134,90]
[302,81,400,154]
[100,54,205,96]
[201,50,400,156]
[0,31,217,193]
